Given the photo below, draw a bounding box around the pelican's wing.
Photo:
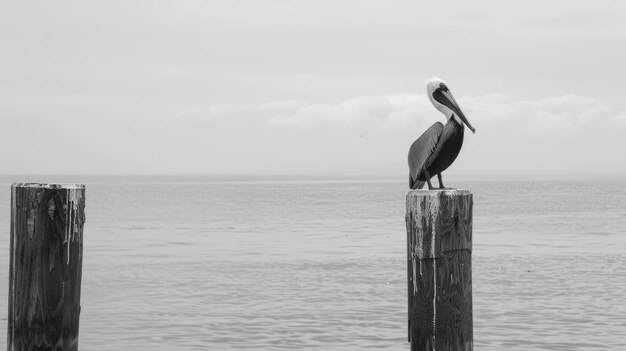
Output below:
[408,122,444,182]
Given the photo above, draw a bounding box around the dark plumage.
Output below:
[408,78,475,189]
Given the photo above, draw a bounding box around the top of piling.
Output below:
[406,188,473,258]
[407,189,471,196]
[12,183,85,190]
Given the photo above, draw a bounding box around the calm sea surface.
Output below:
[0,175,625,350]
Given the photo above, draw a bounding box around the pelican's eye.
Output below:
[439,83,448,92]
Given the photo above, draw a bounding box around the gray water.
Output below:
[0,175,625,350]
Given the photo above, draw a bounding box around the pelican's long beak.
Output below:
[441,90,475,134]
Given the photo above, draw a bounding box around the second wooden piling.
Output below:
[8,183,85,351]
[406,189,473,351]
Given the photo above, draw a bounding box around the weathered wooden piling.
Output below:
[406,189,473,351]
[8,183,85,351]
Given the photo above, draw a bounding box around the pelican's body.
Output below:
[408,78,475,189]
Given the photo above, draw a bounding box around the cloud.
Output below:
[458,94,518,123]
[463,94,612,134]
[264,93,622,135]
[266,94,432,130]
[523,95,611,134]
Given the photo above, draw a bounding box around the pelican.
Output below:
[408,78,475,189]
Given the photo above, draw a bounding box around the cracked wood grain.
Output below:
[406,189,473,351]
[9,183,85,351]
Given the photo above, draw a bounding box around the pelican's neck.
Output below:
[432,101,457,124]
[448,113,463,128]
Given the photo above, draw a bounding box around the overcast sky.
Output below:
[2,1,625,175]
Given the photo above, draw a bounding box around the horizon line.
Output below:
[1,173,625,181]
[1,172,626,176]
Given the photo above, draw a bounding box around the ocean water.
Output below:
[0,175,625,350]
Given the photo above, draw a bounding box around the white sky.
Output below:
[2,0,625,175]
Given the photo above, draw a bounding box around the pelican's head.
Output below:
[426,77,475,134]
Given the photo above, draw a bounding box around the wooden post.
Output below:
[8,183,85,351]
[406,189,473,351]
